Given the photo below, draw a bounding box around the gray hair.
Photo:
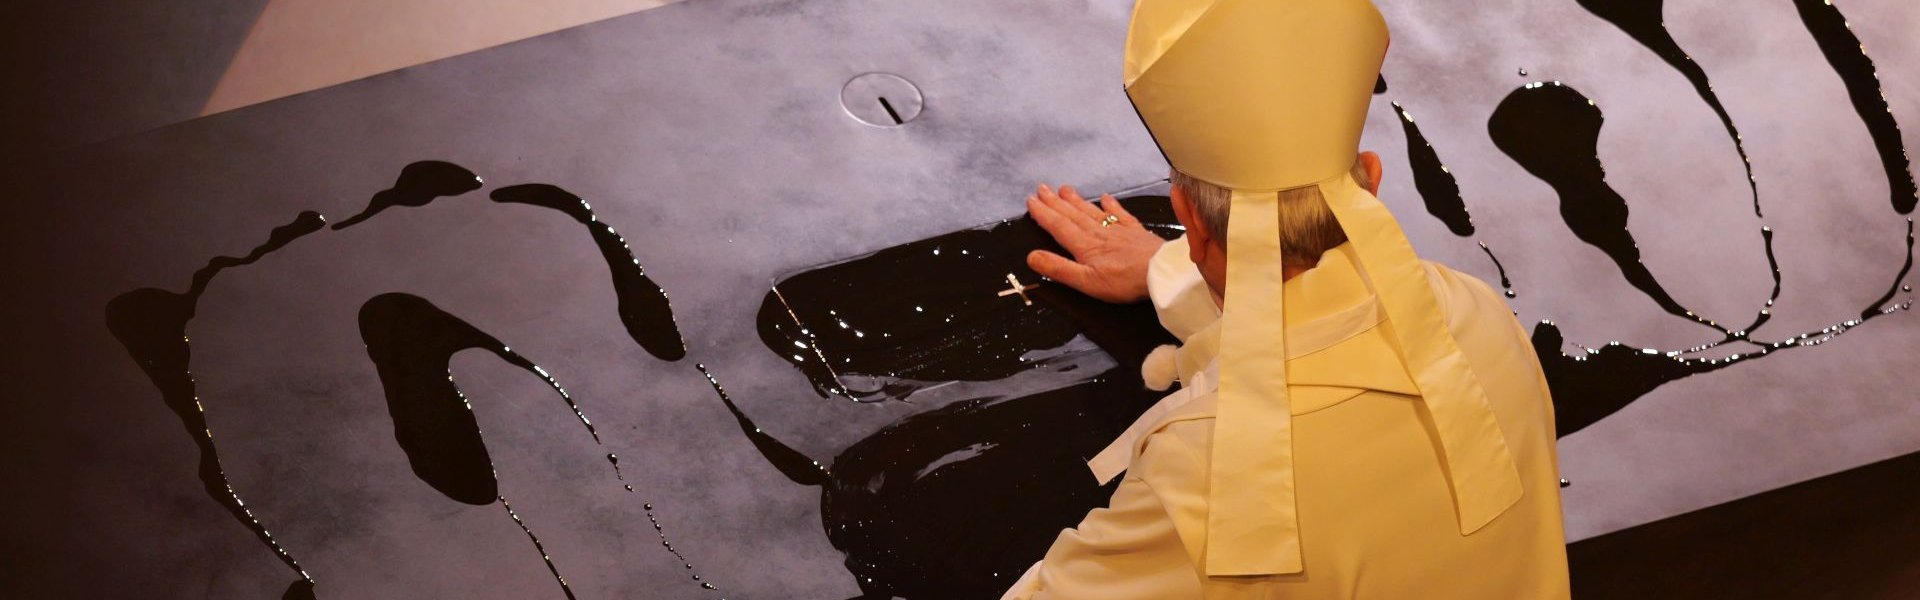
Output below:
[1170,159,1373,271]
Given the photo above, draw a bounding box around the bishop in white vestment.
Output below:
[1001,0,1572,597]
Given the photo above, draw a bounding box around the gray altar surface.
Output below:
[4,0,1917,597]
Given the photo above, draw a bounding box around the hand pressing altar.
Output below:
[1024,183,1166,303]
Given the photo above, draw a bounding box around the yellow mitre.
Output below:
[1124,0,1525,577]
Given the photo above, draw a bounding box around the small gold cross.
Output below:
[997,273,1040,306]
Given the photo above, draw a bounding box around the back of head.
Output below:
[1170,161,1371,271]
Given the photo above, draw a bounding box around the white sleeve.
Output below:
[1147,235,1219,342]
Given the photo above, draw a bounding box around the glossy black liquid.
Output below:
[357,292,596,503]
[104,161,489,596]
[741,195,1188,597]
[1574,0,1762,218]
[1861,218,1915,320]
[756,196,1181,402]
[1483,82,1882,431]
[706,362,1155,599]
[1789,0,1916,214]
[1480,241,1517,298]
[1734,226,1783,335]
[1544,218,1913,435]
[501,495,577,600]
[105,159,732,596]
[1485,75,1907,371]
[351,181,715,595]
[616,406,719,592]
[1489,82,1734,334]
[1387,99,1521,296]
[1536,320,1731,436]
[1573,0,1806,333]
[698,364,831,486]
[357,291,593,598]
[490,184,688,361]
[1573,0,1920,326]
[103,211,327,595]
[826,374,1155,599]
[331,161,484,230]
[1392,102,1474,236]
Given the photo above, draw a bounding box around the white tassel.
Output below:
[1141,344,1180,391]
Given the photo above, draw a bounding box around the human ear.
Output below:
[1360,150,1384,196]
[1170,183,1211,263]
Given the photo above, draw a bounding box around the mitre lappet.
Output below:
[1120,0,1526,577]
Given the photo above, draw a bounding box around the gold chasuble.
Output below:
[1003,0,1570,597]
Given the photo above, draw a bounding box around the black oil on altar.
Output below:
[105,164,719,599]
[739,194,1186,598]
[92,1,1917,594]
